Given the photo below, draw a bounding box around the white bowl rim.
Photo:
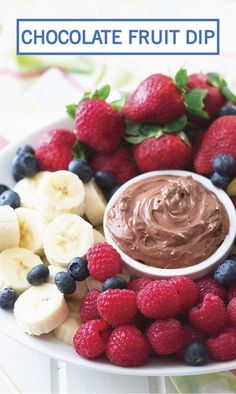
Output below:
[104,170,236,278]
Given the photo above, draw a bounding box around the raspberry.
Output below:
[170,276,199,312]
[227,298,236,328]
[73,319,110,359]
[207,328,236,361]
[87,243,122,282]
[137,280,180,319]
[106,325,151,367]
[195,277,227,302]
[228,284,236,301]
[80,289,101,323]
[189,294,226,335]
[146,319,185,355]
[128,277,153,293]
[97,289,137,326]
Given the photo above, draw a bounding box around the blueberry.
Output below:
[55,271,76,294]
[0,288,17,309]
[67,257,89,281]
[213,154,236,176]
[0,184,9,196]
[68,159,92,183]
[102,276,127,291]
[214,258,236,287]
[211,172,230,189]
[106,185,121,201]
[12,152,38,182]
[184,342,209,366]
[0,190,20,209]
[27,264,50,286]
[94,171,116,192]
[16,144,35,156]
[219,103,236,117]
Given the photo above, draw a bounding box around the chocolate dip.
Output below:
[106,175,229,269]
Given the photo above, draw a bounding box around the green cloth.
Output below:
[170,372,236,393]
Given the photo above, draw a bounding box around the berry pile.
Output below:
[72,243,236,367]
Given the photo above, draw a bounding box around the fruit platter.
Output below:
[1,69,236,376]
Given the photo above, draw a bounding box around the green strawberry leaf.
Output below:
[111,92,130,110]
[163,115,187,133]
[221,84,236,102]
[177,131,191,146]
[79,91,92,103]
[207,72,236,102]
[184,88,209,118]
[66,103,77,119]
[92,84,110,100]
[175,68,188,92]
[72,140,87,161]
[207,72,221,87]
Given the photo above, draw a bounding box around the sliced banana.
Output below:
[48,264,66,284]
[84,180,106,226]
[65,280,88,301]
[67,300,80,317]
[0,248,43,293]
[37,171,85,221]
[86,276,102,291]
[14,283,69,336]
[14,171,49,209]
[44,214,94,267]
[54,314,81,345]
[95,224,105,236]
[15,208,47,255]
[0,206,20,250]
[93,228,105,244]
[86,268,131,291]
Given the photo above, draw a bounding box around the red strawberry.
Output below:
[194,116,236,175]
[186,73,226,126]
[123,74,185,125]
[90,147,137,184]
[75,99,124,153]
[132,134,192,173]
[35,129,76,171]
[187,73,210,89]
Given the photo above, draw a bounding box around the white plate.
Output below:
[0,117,236,376]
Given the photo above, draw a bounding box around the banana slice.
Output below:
[65,280,88,301]
[95,224,105,236]
[84,180,106,226]
[67,300,80,317]
[0,206,20,250]
[14,283,69,336]
[14,171,49,209]
[48,264,66,284]
[15,208,47,255]
[86,268,131,291]
[54,314,81,345]
[0,248,43,293]
[44,214,94,267]
[93,228,105,244]
[37,171,85,221]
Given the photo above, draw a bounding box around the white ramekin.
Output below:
[104,170,236,279]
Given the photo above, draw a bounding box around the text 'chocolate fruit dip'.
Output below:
[106,175,229,269]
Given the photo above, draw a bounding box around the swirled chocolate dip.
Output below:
[106,175,229,269]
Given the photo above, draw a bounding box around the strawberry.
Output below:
[132,134,192,173]
[194,116,236,175]
[123,74,185,125]
[187,73,210,90]
[72,85,124,153]
[90,147,137,184]
[185,72,235,127]
[35,129,76,171]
